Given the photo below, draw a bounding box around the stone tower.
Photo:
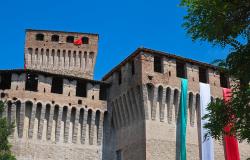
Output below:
[24,29,99,79]
[0,29,108,160]
[102,48,250,160]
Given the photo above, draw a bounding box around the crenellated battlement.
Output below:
[1,29,249,160]
[0,98,109,159]
[0,69,109,160]
[0,69,108,105]
[1,99,107,145]
[25,29,99,79]
[102,48,239,160]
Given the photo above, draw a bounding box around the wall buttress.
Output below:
[56,107,62,142]
[152,86,158,120]
[97,113,104,145]
[19,103,25,138]
[81,109,87,144]
[160,88,166,122]
[28,103,37,138]
[142,84,149,120]
[89,111,96,145]
[72,108,80,143]
[47,105,55,140]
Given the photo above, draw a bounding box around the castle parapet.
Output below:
[24,29,99,79]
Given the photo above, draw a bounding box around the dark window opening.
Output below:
[199,67,208,83]
[118,70,122,85]
[36,34,44,41]
[76,80,87,97]
[25,73,38,91]
[176,61,186,78]
[220,73,229,88]
[78,100,82,105]
[99,85,107,100]
[51,77,63,94]
[154,56,163,73]
[111,116,114,128]
[116,150,122,160]
[82,37,89,44]
[1,93,4,98]
[66,36,74,43]
[51,35,59,42]
[0,73,11,90]
[131,60,135,75]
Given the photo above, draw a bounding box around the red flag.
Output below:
[74,37,82,45]
[223,88,240,160]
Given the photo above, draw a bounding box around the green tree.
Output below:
[0,101,16,160]
[180,0,250,142]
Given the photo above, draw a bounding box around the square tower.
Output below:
[24,29,99,79]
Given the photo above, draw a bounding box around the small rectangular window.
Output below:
[199,67,208,83]
[25,73,38,91]
[220,72,229,88]
[76,80,87,97]
[0,73,11,90]
[118,70,122,85]
[99,84,107,100]
[131,60,135,75]
[176,61,186,78]
[116,150,122,160]
[154,56,163,73]
[51,77,63,94]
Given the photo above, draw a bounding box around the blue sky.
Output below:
[0,0,229,80]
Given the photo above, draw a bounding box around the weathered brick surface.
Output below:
[10,139,102,160]
[55,107,62,142]
[24,29,98,79]
[1,30,249,160]
[103,50,250,160]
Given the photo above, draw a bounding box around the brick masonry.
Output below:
[103,49,250,160]
[0,30,249,160]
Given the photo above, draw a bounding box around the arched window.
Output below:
[81,37,89,44]
[51,35,59,42]
[66,36,74,43]
[36,34,44,41]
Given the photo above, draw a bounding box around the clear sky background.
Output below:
[0,0,229,80]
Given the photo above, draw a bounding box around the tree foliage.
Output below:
[180,0,250,142]
[180,0,250,48]
[0,101,16,160]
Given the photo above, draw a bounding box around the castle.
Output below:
[0,29,249,160]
